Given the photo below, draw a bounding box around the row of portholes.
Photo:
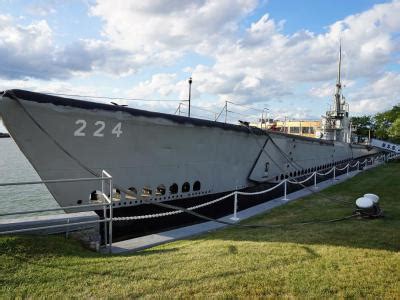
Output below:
[275,158,352,181]
[110,189,213,207]
[84,180,203,205]
[123,180,202,199]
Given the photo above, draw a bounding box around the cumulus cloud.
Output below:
[0,15,138,80]
[0,15,57,79]
[2,0,400,118]
[272,107,317,121]
[91,0,400,114]
[26,1,57,16]
[309,80,355,99]
[349,72,400,114]
[127,73,181,99]
[191,0,400,103]
[90,0,258,53]
[108,0,398,107]
[0,77,101,98]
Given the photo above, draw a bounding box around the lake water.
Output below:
[0,138,61,219]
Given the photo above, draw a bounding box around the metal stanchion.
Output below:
[230,191,239,221]
[109,177,113,254]
[282,180,289,201]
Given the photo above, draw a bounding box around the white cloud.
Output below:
[309,80,355,98]
[349,72,400,114]
[309,82,336,98]
[126,73,180,99]
[2,0,400,119]
[91,0,400,116]
[0,78,100,97]
[0,15,139,80]
[90,0,258,54]
[26,1,57,16]
[272,107,316,121]
[167,0,400,108]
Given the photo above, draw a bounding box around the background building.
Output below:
[252,119,322,138]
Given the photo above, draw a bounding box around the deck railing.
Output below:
[111,153,398,223]
[0,170,114,253]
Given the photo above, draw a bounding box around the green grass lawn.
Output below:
[1,161,399,298]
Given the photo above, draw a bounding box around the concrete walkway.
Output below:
[105,163,380,254]
[0,211,99,234]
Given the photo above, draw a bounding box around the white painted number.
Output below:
[112,122,123,138]
[74,119,86,136]
[74,120,123,138]
[93,121,105,137]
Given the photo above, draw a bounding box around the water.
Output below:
[0,138,62,219]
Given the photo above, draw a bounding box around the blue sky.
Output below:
[262,0,389,34]
[1,0,400,132]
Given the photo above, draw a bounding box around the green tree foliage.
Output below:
[351,105,400,143]
[351,115,374,137]
[374,105,400,142]
[388,117,400,143]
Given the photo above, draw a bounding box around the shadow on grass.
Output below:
[200,217,400,252]
[193,162,400,252]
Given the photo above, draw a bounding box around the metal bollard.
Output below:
[282,180,289,201]
[230,191,240,221]
[346,164,349,176]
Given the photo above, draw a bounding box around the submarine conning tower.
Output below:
[321,44,352,143]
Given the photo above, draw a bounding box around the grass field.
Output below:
[1,161,399,298]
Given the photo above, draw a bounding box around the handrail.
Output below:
[349,161,360,168]
[0,177,110,187]
[114,155,391,222]
[0,170,114,253]
[287,172,315,184]
[335,164,349,171]
[317,168,334,176]
[236,179,286,196]
[0,219,108,235]
[0,202,108,217]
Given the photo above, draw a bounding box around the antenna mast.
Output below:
[335,42,342,114]
[188,77,192,118]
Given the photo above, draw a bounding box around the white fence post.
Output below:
[333,166,336,180]
[357,161,360,171]
[346,164,349,176]
[282,180,289,201]
[230,191,239,221]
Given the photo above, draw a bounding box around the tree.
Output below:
[388,117,400,143]
[374,105,400,140]
[351,115,374,137]
[350,105,400,142]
